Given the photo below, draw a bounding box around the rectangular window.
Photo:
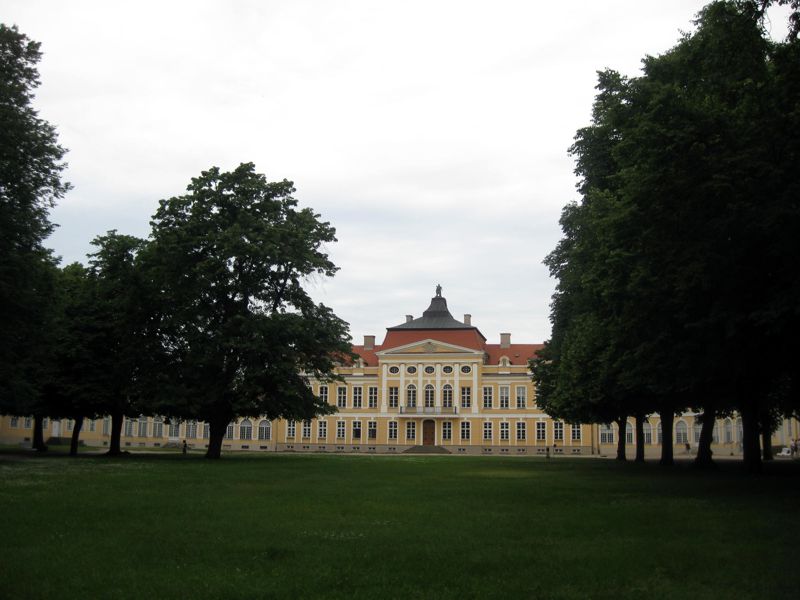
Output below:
[103,417,111,435]
[388,421,398,440]
[336,421,346,439]
[368,421,377,439]
[571,423,581,441]
[170,421,181,438]
[353,420,362,440]
[442,421,452,441]
[460,421,471,441]
[185,421,197,439]
[516,386,527,409]
[67,419,74,432]
[389,387,399,408]
[483,422,492,440]
[461,387,471,408]
[337,386,347,408]
[554,421,564,441]
[406,421,416,441]
[125,418,134,437]
[10,416,18,428]
[368,387,378,408]
[483,386,493,409]
[287,421,296,438]
[626,425,635,444]
[516,422,526,441]
[302,420,311,439]
[24,416,32,429]
[319,385,329,404]
[500,422,509,440]
[499,386,510,409]
[203,423,210,439]
[88,419,95,432]
[353,387,363,409]
[318,420,327,439]
[138,418,148,438]
[536,421,546,441]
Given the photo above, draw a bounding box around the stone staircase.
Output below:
[402,445,451,454]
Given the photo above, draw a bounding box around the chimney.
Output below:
[363,335,375,350]
[405,315,413,323]
[500,333,511,348]
[464,314,471,325]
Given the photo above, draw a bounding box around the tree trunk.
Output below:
[206,417,228,459]
[740,398,762,474]
[615,417,627,461]
[694,408,716,468]
[33,415,47,451]
[635,413,645,463]
[69,416,84,456]
[107,410,124,456]
[761,425,773,461]
[659,408,674,466]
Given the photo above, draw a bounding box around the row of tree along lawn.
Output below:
[530,1,800,473]
[0,24,352,458]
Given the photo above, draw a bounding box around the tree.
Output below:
[0,24,70,423]
[144,163,352,459]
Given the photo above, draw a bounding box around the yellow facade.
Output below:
[1,292,799,456]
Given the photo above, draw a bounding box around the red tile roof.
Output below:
[484,344,544,366]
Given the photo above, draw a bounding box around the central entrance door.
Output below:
[422,420,435,445]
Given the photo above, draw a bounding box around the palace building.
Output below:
[1,290,798,456]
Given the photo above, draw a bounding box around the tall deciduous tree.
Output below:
[145,163,352,459]
[0,24,70,422]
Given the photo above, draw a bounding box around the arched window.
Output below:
[138,416,148,438]
[499,357,510,367]
[406,384,417,407]
[225,422,234,439]
[626,422,634,444]
[600,424,614,444]
[239,419,252,440]
[724,419,733,443]
[643,422,652,444]
[442,384,453,408]
[424,384,435,407]
[693,421,703,443]
[675,421,688,444]
[185,420,197,439]
[258,420,271,440]
[152,417,163,438]
[712,422,719,443]
[657,422,663,444]
[736,418,743,443]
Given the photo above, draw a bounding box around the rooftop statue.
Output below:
[435,284,442,297]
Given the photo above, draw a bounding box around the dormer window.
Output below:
[499,357,510,367]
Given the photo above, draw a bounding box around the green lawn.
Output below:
[1,452,798,599]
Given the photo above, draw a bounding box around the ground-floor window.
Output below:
[239,419,251,440]
[138,417,148,438]
[186,420,198,439]
[353,420,362,440]
[171,420,183,438]
[103,417,111,435]
[336,421,345,439]
[388,421,398,440]
[516,422,526,441]
[317,420,326,440]
[406,421,416,441]
[258,420,271,440]
[676,421,688,444]
[643,422,652,444]
[571,423,581,441]
[125,418,135,437]
[724,419,733,443]
[554,421,564,441]
[24,416,32,429]
[600,424,614,444]
[500,422,509,441]
[626,422,634,444]
[10,417,18,428]
[461,421,470,441]
[203,423,210,439]
[302,420,311,439]
[483,422,492,441]
[536,421,546,441]
[368,421,377,439]
[442,421,452,441]
[286,421,296,439]
[693,422,703,443]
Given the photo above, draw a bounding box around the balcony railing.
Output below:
[398,406,458,415]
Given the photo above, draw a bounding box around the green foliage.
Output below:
[0,24,70,413]
[144,163,352,457]
[536,1,800,468]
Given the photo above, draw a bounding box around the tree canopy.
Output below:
[144,163,352,458]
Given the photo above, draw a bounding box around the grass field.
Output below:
[1,451,798,599]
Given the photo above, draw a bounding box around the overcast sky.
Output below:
[5,1,791,345]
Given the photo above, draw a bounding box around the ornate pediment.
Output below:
[376,339,483,356]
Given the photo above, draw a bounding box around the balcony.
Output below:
[398,406,458,416]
